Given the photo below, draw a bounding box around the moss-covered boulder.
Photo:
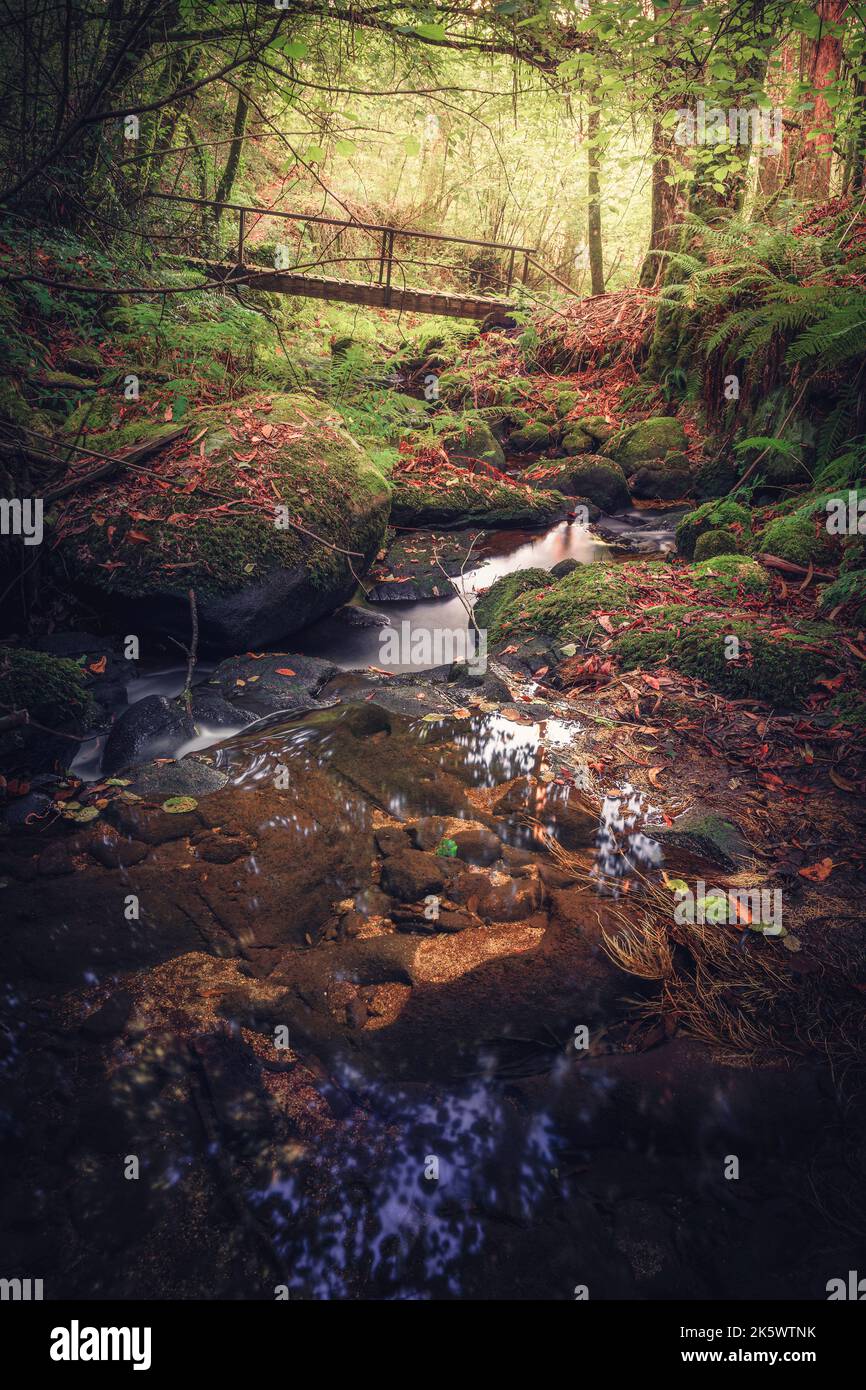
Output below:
[441,418,506,470]
[742,389,815,487]
[630,452,694,501]
[759,506,835,568]
[436,370,473,406]
[694,456,738,500]
[692,554,770,598]
[476,405,530,440]
[488,561,631,645]
[557,425,589,454]
[473,569,550,635]
[555,415,613,456]
[56,394,391,653]
[390,471,567,529]
[818,568,866,625]
[525,455,628,512]
[693,528,740,561]
[508,422,556,454]
[605,416,688,466]
[0,647,95,728]
[613,608,833,705]
[554,389,579,418]
[675,499,751,559]
[0,646,98,773]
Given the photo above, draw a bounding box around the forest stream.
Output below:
[3,0,866,1322]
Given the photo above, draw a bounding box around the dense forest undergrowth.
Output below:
[2,0,866,1307]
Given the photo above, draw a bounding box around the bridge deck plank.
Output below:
[199,262,515,319]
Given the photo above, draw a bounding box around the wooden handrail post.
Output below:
[237,207,246,266]
[377,228,387,284]
[521,251,530,285]
[383,229,395,306]
[506,248,516,292]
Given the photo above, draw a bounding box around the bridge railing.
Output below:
[144,190,539,300]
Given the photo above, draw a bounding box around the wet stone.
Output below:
[37,843,75,877]
[87,827,148,869]
[79,991,133,1041]
[411,816,450,851]
[451,827,502,866]
[375,826,411,857]
[380,849,448,902]
[128,756,228,800]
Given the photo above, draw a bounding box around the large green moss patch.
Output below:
[57,393,391,599]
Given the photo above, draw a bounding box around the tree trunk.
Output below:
[794,0,849,200]
[756,41,797,205]
[586,96,604,295]
[639,116,682,287]
[639,0,686,287]
[213,86,250,214]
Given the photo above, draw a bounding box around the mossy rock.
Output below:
[744,391,815,485]
[62,343,105,375]
[0,378,56,437]
[558,424,594,455]
[554,389,579,418]
[759,506,835,568]
[508,422,556,454]
[649,811,751,868]
[477,406,529,440]
[605,416,688,466]
[818,568,866,625]
[629,455,694,501]
[613,607,833,706]
[675,499,751,559]
[57,394,391,653]
[694,456,738,500]
[489,561,631,644]
[61,391,184,453]
[578,415,615,445]
[693,528,740,561]
[441,418,506,470]
[390,473,566,529]
[497,377,533,405]
[474,568,550,635]
[524,455,629,512]
[0,647,95,728]
[691,554,770,598]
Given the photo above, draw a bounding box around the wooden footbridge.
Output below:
[147,191,573,320]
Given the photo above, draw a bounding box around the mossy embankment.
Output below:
[477,552,859,713]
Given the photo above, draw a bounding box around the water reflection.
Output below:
[294,520,606,673]
[252,1061,563,1299]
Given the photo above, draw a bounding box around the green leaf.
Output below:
[305,144,325,162]
[413,22,447,39]
[335,139,356,158]
[403,134,421,157]
[162,796,198,814]
[435,837,459,858]
[279,40,309,60]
